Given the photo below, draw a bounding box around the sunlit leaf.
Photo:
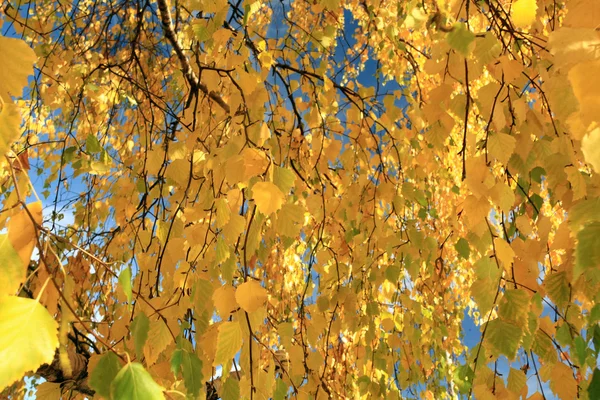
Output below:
[110,362,164,400]
[511,0,538,28]
[0,296,58,391]
[235,280,268,313]
[252,182,284,215]
[214,321,243,367]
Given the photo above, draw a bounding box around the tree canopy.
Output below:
[1,0,600,398]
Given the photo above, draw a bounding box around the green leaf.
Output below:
[222,377,240,400]
[447,23,475,56]
[385,263,400,283]
[498,289,529,325]
[110,362,165,400]
[576,222,600,278]
[573,335,587,366]
[453,364,474,394]
[89,351,121,399]
[131,312,149,360]
[0,234,24,296]
[86,134,102,154]
[119,266,132,305]
[273,166,296,195]
[181,349,203,397]
[0,297,58,391]
[214,321,243,366]
[545,271,570,309]
[273,378,288,400]
[569,198,600,231]
[486,318,523,360]
[455,238,470,260]
[170,348,183,377]
[589,368,600,399]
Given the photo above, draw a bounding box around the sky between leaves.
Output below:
[1,0,600,399]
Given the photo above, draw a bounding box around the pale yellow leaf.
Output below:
[0,296,58,391]
[143,318,173,366]
[0,36,37,100]
[214,321,243,366]
[582,127,600,173]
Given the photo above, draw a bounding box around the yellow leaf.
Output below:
[0,36,37,100]
[252,182,284,215]
[550,362,577,400]
[213,285,237,319]
[214,321,243,366]
[8,202,43,270]
[0,234,24,296]
[143,318,173,366]
[494,238,515,271]
[511,0,537,28]
[488,132,516,164]
[235,280,268,313]
[582,127,600,173]
[0,296,58,391]
[0,103,21,157]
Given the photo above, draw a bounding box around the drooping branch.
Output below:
[156,0,231,114]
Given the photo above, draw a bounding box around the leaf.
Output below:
[0,103,21,156]
[507,367,526,393]
[8,202,43,271]
[34,382,62,399]
[0,234,24,296]
[589,369,600,399]
[455,238,470,259]
[110,362,165,400]
[550,362,577,400]
[511,0,537,28]
[0,36,37,100]
[252,181,284,215]
[498,289,529,324]
[131,312,149,360]
[273,166,296,194]
[494,238,515,271]
[214,321,243,366]
[222,377,240,400]
[575,222,600,278]
[486,318,523,359]
[582,126,600,173]
[143,317,173,366]
[488,133,516,165]
[89,351,122,399]
[235,280,268,313]
[119,266,132,305]
[0,296,58,391]
[447,23,475,56]
[213,285,237,319]
[545,271,570,309]
[86,134,103,154]
[178,349,203,398]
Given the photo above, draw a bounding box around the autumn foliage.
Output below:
[1,0,600,398]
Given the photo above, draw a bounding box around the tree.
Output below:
[0,0,599,398]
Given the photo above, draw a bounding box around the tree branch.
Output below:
[156,0,231,114]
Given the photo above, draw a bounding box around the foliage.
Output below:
[1,0,600,398]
